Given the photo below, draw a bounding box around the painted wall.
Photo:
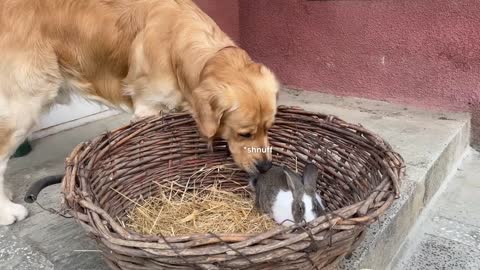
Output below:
[194,0,240,42]
[238,0,480,146]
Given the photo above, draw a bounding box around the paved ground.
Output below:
[0,89,473,270]
[1,115,129,270]
[392,149,480,270]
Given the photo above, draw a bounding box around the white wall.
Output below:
[31,95,120,140]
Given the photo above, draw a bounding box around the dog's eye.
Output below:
[239,133,252,138]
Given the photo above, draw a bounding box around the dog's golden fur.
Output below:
[0,0,279,225]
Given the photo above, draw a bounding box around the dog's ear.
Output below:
[191,84,227,144]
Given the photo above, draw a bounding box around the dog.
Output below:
[0,0,279,225]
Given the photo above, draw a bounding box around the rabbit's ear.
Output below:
[302,163,318,194]
[283,167,298,191]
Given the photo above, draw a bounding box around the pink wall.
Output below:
[194,0,239,42]
[238,0,480,146]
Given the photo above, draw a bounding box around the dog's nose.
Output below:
[256,160,273,173]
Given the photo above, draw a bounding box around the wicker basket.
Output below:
[62,106,405,270]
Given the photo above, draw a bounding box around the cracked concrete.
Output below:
[392,149,480,270]
[0,227,54,270]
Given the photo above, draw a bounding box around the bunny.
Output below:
[251,163,326,226]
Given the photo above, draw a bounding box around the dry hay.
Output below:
[120,165,278,237]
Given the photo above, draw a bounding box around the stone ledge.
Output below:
[277,88,470,270]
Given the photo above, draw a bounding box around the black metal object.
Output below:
[11,140,32,158]
[24,175,64,203]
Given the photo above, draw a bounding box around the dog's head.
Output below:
[191,48,279,176]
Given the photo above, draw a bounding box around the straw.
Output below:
[125,181,277,236]
[123,167,277,237]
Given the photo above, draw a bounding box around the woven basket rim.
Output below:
[61,105,406,270]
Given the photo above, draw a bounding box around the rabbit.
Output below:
[251,163,326,226]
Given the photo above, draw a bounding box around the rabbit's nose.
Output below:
[256,160,273,173]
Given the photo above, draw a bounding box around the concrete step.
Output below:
[279,89,471,270]
[1,89,471,270]
[390,149,480,270]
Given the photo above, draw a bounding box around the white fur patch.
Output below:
[302,194,317,222]
[272,190,295,226]
[0,158,28,225]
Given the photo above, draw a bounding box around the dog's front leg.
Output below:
[0,156,29,225]
[0,118,38,225]
[0,152,28,225]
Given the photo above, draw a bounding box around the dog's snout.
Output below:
[255,160,273,173]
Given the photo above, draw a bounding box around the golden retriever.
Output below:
[0,0,279,225]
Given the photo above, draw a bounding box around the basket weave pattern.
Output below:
[62,106,405,270]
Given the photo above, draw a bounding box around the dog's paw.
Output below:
[0,201,28,226]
